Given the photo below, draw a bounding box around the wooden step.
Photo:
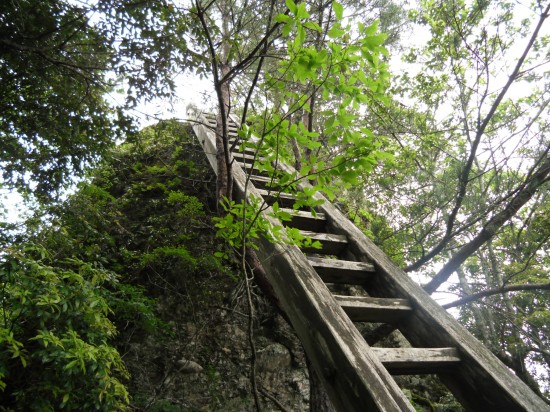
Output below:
[240,162,282,178]
[247,175,299,194]
[281,208,326,232]
[334,295,412,323]
[308,257,375,284]
[371,347,461,375]
[299,230,348,255]
[232,152,260,165]
[257,188,298,208]
[194,112,550,412]
[202,123,239,135]
[202,115,238,129]
[232,146,257,156]
[248,174,278,189]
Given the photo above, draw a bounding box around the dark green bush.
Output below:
[0,245,129,411]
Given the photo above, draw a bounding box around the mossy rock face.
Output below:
[67,120,309,410]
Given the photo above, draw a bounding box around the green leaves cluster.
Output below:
[0,0,206,200]
[0,120,229,409]
[214,196,322,256]
[258,2,393,190]
[216,2,394,252]
[0,245,129,411]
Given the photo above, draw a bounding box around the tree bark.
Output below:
[216,61,233,204]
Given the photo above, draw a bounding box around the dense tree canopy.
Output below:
[0,0,198,198]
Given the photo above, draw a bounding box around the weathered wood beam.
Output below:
[283,167,550,411]
[372,347,461,375]
[256,188,298,208]
[299,230,348,255]
[191,113,415,411]
[334,295,412,323]
[231,152,259,165]
[308,256,375,284]
[279,208,326,232]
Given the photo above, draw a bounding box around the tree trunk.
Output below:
[215,61,233,205]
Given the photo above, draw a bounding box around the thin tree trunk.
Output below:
[216,62,233,204]
[215,1,233,205]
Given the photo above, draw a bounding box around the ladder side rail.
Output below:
[230,161,415,412]
[276,161,549,411]
[190,113,218,174]
[192,117,415,411]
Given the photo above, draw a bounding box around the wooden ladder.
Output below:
[191,112,549,411]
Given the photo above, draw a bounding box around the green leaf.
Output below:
[364,20,379,36]
[275,14,291,23]
[328,24,345,39]
[332,1,344,20]
[303,21,321,32]
[285,0,297,14]
[364,34,387,49]
[296,2,309,19]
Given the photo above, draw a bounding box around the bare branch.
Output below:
[406,2,550,272]
[425,152,550,293]
[443,282,550,309]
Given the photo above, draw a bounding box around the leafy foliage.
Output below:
[0,245,129,410]
[0,0,206,199]
[0,120,230,409]
[214,2,394,254]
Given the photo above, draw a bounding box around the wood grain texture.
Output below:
[372,347,461,374]
[334,295,412,323]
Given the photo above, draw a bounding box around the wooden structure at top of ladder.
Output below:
[190,111,549,412]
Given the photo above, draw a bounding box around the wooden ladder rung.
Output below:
[300,230,348,255]
[280,208,326,232]
[334,295,412,323]
[308,257,375,284]
[232,146,256,156]
[372,347,461,375]
[247,174,277,189]
[232,152,259,165]
[257,188,297,208]
[239,162,286,178]
[202,120,239,133]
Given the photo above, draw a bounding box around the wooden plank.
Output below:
[239,162,288,179]
[248,174,278,189]
[281,208,326,232]
[202,114,239,130]
[191,113,218,174]
[308,256,375,284]
[232,146,256,156]
[193,111,549,411]
[256,188,297,208]
[232,152,260,165]
[299,230,348,255]
[372,347,461,375]
[230,188,415,411]
[334,295,412,323]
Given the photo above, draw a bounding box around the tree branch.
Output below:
[425,152,550,293]
[406,2,550,272]
[443,282,550,309]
